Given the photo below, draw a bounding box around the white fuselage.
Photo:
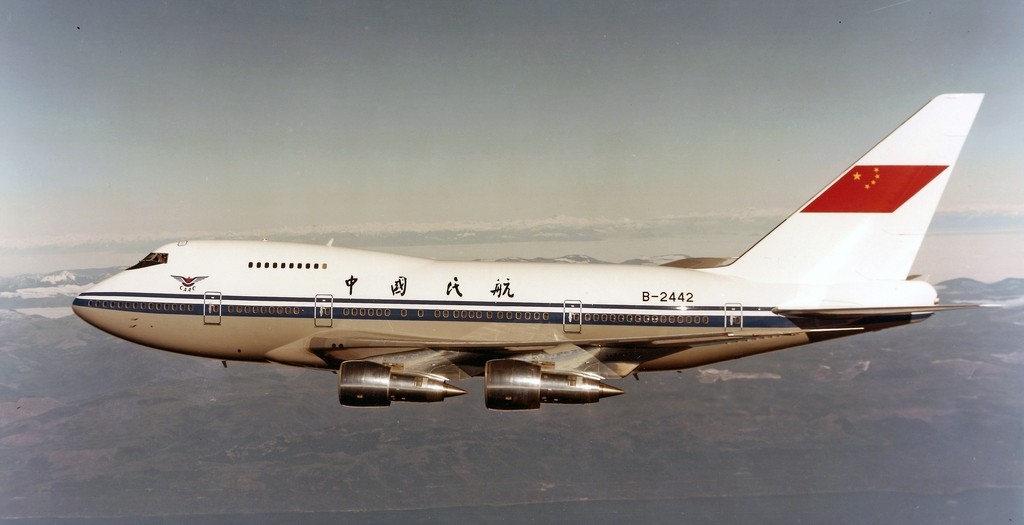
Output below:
[72,240,938,373]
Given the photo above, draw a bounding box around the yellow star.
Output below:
[853,172,862,181]
[864,184,871,190]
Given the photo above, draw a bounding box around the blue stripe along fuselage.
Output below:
[73,292,798,329]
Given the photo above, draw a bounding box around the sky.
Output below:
[2,0,1022,280]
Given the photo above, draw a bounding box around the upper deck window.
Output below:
[126,252,169,270]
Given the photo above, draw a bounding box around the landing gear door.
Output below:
[725,303,743,331]
[563,300,583,334]
[203,292,222,325]
[315,294,333,327]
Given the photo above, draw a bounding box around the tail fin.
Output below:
[712,93,983,284]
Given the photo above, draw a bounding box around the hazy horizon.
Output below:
[2,212,1020,283]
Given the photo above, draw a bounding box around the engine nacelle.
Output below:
[338,360,466,407]
[484,359,625,410]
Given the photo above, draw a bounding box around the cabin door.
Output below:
[203,292,222,325]
[563,300,583,333]
[314,294,333,327]
[725,303,743,331]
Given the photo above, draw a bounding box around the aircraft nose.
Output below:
[71,278,120,334]
[71,290,100,328]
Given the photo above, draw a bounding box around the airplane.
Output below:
[73,93,983,410]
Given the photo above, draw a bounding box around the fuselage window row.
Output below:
[585,313,711,325]
[223,305,302,316]
[83,300,713,326]
[86,300,196,312]
[247,262,327,270]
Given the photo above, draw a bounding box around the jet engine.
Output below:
[338,360,466,407]
[484,359,624,410]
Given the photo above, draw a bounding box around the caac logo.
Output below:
[171,275,208,292]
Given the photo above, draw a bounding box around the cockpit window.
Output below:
[126,252,169,270]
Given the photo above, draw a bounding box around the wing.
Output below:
[262,303,974,378]
[261,326,848,379]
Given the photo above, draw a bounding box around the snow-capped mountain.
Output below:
[0,268,119,308]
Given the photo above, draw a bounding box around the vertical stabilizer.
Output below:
[711,93,983,284]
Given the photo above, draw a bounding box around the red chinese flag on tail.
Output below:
[802,165,948,213]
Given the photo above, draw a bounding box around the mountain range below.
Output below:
[0,260,1021,524]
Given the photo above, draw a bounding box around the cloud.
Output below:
[3,208,1021,279]
[929,209,1024,233]
[991,352,1024,365]
[6,208,1020,255]
[812,361,871,382]
[0,284,92,300]
[0,213,783,252]
[932,358,1011,379]
[13,308,75,319]
[696,368,781,383]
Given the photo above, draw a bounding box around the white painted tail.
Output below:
[712,93,983,285]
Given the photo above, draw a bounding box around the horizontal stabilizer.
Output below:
[660,257,735,269]
[774,304,978,319]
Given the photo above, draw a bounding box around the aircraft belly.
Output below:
[312,317,729,348]
[636,331,811,371]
